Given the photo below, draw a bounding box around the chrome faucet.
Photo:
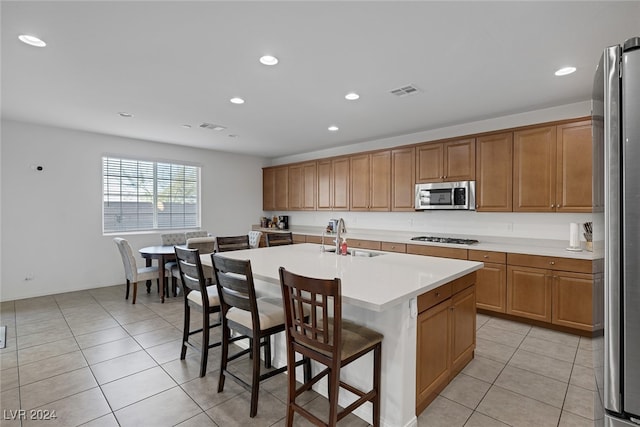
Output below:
[335,218,346,253]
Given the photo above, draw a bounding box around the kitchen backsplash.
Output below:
[263,210,596,241]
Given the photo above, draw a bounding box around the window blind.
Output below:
[103,157,200,233]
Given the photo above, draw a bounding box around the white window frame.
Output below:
[102,156,201,234]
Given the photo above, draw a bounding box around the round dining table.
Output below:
[138,245,177,303]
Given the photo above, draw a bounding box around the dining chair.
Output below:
[212,253,310,418]
[161,233,188,297]
[174,246,223,377]
[248,231,263,249]
[278,267,383,427]
[216,235,251,252]
[265,232,294,247]
[113,238,159,304]
[185,230,210,240]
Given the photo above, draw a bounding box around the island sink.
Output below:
[322,246,385,257]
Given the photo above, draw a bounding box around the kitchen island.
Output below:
[202,243,483,427]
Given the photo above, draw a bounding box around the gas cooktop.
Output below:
[411,236,479,245]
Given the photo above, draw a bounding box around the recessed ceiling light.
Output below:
[259,55,279,66]
[181,124,192,128]
[328,125,339,132]
[118,112,133,118]
[345,92,360,101]
[18,34,46,47]
[555,66,576,76]
[230,97,245,104]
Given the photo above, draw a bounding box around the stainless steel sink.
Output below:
[321,246,385,257]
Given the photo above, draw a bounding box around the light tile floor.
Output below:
[0,286,597,426]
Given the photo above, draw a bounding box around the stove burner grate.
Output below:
[411,236,479,245]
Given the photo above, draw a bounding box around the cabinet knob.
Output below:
[440,176,444,179]
[476,205,479,209]
[391,246,396,249]
[551,204,555,208]
[558,205,562,208]
[444,175,447,179]
[435,292,440,297]
[483,255,489,259]
[549,261,555,265]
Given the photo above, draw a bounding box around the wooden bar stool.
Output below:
[265,232,293,247]
[278,267,383,427]
[216,235,251,252]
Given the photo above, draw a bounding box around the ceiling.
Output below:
[2,1,638,159]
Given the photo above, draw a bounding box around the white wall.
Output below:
[0,120,265,301]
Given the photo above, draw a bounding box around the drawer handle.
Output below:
[549,261,555,265]
[483,255,489,259]
[435,292,440,297]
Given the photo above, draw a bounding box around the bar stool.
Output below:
[265,232,293,247]
[278,267,383,427]
[216,235,251,252]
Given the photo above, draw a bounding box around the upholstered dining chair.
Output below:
[185,230,210,240]
[174,246,224,377]
[212,254,310,418]
[114,237,159,304]
[265,232,294,247]
[216,235,251,252]
[278,267,383,427]
[187,236,216,282]
[248,231,263,249]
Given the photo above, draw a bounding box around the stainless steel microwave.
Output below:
[415,181,476,210]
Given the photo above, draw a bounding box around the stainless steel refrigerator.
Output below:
[593,36,640,427]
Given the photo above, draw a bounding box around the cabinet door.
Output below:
[476,133,513,211]
[513,126,556,212]
[332,157,350,211]
[391,147,416,211]
[475,263,507,313]
[274,166,289,211]
[507,265,552,322]
[302,162,317,210]
[416,299,451,415]
[444,138,475,181]
[263,168,276,211]
[552,271,593,331]
[288,164,303,211]
[317,160,332,210]
[416,143,444,183]
[370,151,391,211]
[556,121,593,213]
[450,285,476,376]
[350,154,370,211]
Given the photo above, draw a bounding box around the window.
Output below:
[103,157,200,233]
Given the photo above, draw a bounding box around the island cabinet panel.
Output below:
[391,147,416,211]
[416,138,475,183]
[556,120,593,213]
[513,125,557,212]
[317,157,349,211]
[506,265,552,322]
[476,132,513,212]
[469,250,507,313]
[381,242,406,253]
[552,271,594,331]
[407,244,468,260]
[416,274,476,415]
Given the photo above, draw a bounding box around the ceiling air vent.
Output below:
[389,84,421,97]
[199,123,226,131]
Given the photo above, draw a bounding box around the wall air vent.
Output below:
[199,123,226,131]
[389,84,421,97]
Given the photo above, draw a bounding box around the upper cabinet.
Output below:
[317,157,349,211]
[262,166,288,211]
[476,132,513,212]
[416,138,475,183]
[350,151,391,211]
[391,147,416,211]
[288,162,316,211]
[514,121,592,212]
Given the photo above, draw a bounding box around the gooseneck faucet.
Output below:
[335,218,347,253]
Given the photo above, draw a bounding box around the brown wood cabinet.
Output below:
[317,157,349,211]
[506,265,552,322]
[263,166,289,211]
[476,133,513,211]
[391,147,416,211]
[288,162,316,211]
[347,239,381,250]
[381,242,406,253]
[552,271,594,331]
[350,151,391,211]
[407,244,468,260]
[469,250,507,313]
[416,138,475,183]
[514,121,592,212]
[416,273,475,415]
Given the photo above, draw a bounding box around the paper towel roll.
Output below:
[569,222,580,248]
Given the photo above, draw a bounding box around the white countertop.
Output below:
[253,225,600,260]
[203,243,483,312]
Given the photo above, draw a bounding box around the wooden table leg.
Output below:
[159,256,166,303]
[145,258,152,293]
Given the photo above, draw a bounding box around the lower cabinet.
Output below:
[416,274,476,415]
[506,265,552,322]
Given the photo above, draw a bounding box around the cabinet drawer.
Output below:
[507,253,592,273]
[348,239,381,250]
[407,244,468,260]
[418,283,452,313]
[292,234,306,244]
[305,235,323,244]
[468,250,506,264]
[381,242,406,253]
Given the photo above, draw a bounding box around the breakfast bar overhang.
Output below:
[202,243,483,427]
